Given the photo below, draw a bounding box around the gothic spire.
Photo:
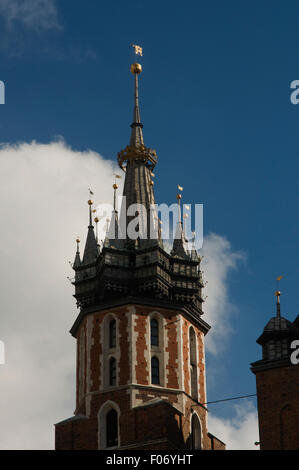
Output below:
[82,199,98,264]
[172,193,189,258]
[73,237,81,268]
[116,47,160,247]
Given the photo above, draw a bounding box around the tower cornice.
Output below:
[69,298,210,338]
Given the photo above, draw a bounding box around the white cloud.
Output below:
[0,0,61,31]
[0,140,119,449]
[208,401,259,450]
[202,233,246,354]
[0,140,249,449]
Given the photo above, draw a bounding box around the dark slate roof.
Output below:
[73,250,81,269]
[172,221,189,259]
[82,226,98,264]
[263,316,291,332]
[120,159,160,247]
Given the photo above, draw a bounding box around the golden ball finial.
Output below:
[149,180,154,186]
[94,217,99,223]
[176,194,182,200]
[88,199,93,205]
[275,290,281,297]
[76,237,80,244]
[113,183,119,189]
[130,63,142,74]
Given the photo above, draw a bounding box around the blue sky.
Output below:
[0,0,298,447]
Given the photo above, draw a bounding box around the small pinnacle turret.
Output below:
[73,238,81,268]
[82,199,98,264]
[172,193,189,259]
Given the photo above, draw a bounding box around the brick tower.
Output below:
[55,52,225,451]
[251,290,299,450]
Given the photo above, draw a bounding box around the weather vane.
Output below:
[132,44,143,56]
[275,275,283,300]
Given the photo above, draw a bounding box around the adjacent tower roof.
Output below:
[251,288,297,372]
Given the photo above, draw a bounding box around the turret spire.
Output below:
[82,198,98,264]
[172,188,189,258]
[73,237,81,268]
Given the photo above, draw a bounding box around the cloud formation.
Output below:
[0,140,250,449]
[208,401,259,450]
[0,140,118,449]
[202,233,246,354]
[0,0,61,31]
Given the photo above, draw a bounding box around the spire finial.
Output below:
[94,217,99,243]
[88,199,93,226]
[130,44,144,148]
[76,237,80,253]
[275,290,281,317]
[176,185,184,224]
[113,174,121,212]
[105,217,110,234]
[176,193,182,223]
[172,185,189,258]
[88,188,94,227]
[275,275,283,318]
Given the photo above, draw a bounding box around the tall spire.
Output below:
[130,63,144,148]
[130,44,144,148]
[116,45,159,247]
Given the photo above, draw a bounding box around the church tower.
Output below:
[55,50,225,451]
[251,290,299,450]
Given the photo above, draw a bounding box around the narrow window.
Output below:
[151,356,160,385]
[151,318,159,346]
[189,327,198,401]
[109,319,116,348]
[106,409,118,448]
[109,357,116,386]
[190,414,201,449]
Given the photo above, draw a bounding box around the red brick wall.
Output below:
[57,304,221,450]
[256,364,299,450]
[165,314,179,389]
[134,311,148,384]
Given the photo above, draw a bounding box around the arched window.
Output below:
[151,356,160,385]
[109,357,117,386]
[190,413,201,449]
[98,401,120,449]
[189,327,198,401]
[106,409,118,448]
[109,319,116,348]
[151,319,159,346]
